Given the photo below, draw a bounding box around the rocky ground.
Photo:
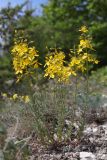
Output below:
[29,122,107,160]
[1,111,107,160]
[1,88,107,160]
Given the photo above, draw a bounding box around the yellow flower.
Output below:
[24,96,30,103]
[2,93,7,98]
[69,56,86,73]
[12,43,28,56]
[58,66,72,82]
[21,95,30,103]
[95,60,99,64]
[79,39,93,50]
[44,50,66,80]
[79,26,88,33]
[13,94,18,100]
[81,53,98,64]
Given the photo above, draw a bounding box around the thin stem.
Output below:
[85,55,89,109]
[73,45,78,119]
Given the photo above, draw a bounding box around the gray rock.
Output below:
[80,152,96,160]
[97,153,107,160]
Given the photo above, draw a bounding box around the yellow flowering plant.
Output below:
[9,26,99,144]
[43,26,99,141]
[11,31,39,82]
[44,26,98,84]
[78,26,98,63]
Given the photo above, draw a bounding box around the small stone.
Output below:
[89,137,94,143]
[80,152,96,160]
[97,153,107,160]
[92,127,98,133]
[55,154,62,159]
[101,154,107,160]
[83,127,93,135]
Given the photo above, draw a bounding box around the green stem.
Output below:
[86,50,89,112]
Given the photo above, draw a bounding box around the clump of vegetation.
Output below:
[0,1,107,158]
[8,26,99,145]
[0,121,30,160]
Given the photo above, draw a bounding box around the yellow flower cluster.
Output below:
[10,26,98,83]
[69,26,98,72]
[69,56,86,73]
[11,39,39,81]
[44,26,99,82]
[81,53,98,64]
[79,39,93,50]
[44,50,76,82]
[78,26,98,63]
[2,93,30,103]
[79,25,88,33]
[78,26,93,53]
[69,52,98,73]
[44,50,65,79]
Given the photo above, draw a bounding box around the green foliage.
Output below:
[30,83,70,144]
[1,0,107,92]
[0,121,30,160]
[90,23,107,65]
[0,70,104,147]
[18,16,49,64]
[0,2,29,90]
[28,77,97,144]
[0,1,28,54]
[0,56,14,91]
[0,2,40,91]
[91,66,107,87]
[42,0,107,64]
[42,0,85,49]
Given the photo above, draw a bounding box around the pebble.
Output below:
[80,152,96,160]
